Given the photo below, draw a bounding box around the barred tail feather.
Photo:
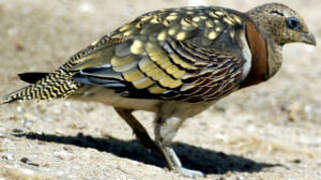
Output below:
[3,69,81,104]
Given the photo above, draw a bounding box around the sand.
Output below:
[0,0,320,179]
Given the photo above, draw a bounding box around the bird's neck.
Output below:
[245,11,283,79]
[266,40,283,79]
[239,21,283,89]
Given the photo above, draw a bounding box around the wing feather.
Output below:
[69,6,249,103]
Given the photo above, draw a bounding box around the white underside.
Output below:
[73,86,161,112]
[72,86,215,119]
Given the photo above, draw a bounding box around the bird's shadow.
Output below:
[13,132,281,175]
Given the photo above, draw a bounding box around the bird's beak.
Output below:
[301,32,317,46]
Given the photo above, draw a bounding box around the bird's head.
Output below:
[247,3,316,46]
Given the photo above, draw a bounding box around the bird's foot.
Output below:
[173,167,205,178]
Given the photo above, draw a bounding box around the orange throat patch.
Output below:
[240,21,268,89]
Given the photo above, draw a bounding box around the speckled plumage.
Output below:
[3,3,316,178]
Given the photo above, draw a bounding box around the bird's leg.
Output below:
[114,107,161,155]
[154,116,205,178]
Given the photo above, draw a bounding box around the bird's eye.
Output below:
[286,17,300,30]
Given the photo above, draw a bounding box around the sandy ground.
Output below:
[0,0,320,179]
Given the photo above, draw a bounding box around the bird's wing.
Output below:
[67,7,251,103]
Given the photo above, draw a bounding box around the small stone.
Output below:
[16,106,23,113]
[63,146,73,152]
[15,42,24,51]
[2,154,14,161]
[286,102,302,122]
[78,2,94,13]
[21,157,31,164]
[23,113,35,120]
[67,123,78,129]
[293,159,301,164]
[20,157,39,167]
[12,128,24,133]
[55,129,65,135]
[1,155,8,160]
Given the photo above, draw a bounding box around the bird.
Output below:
[3,3,316,178]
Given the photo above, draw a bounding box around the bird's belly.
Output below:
[71,86,161,112]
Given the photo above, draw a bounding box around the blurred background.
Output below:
[0,0,320,179]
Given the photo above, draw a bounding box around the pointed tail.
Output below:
[3,69,81,104]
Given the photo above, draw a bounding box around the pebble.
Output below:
[12,128,24,133]
[63,146,73,152]
[54,150,72,160]
[23,113,35,120]
[78,2,94,13]
[15,42,24,51]
[2,153,15,161]
[16,106,23,113]
[293,159,301,164]
[20,157,39,167]
[55,129,65,135]
[20,157,32,164]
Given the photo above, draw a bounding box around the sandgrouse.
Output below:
[3,3,316,178]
